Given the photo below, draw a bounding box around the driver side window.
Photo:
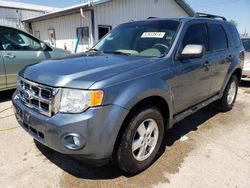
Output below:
[0,27,42,51]
[182,24,209,51]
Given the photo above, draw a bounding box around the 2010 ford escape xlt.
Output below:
[12,13,244,174]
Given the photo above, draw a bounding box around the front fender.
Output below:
[102,76,174,126]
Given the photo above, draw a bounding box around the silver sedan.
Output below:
[242,37,250,80]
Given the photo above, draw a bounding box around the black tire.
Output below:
[114,106,164,174]
[219,75,238,112]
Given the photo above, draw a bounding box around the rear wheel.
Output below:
[114,106,164,174]
[219,75,238,112]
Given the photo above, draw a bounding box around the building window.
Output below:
[98,25,112,40]
[76,27,89,44]
[34,31,40,39]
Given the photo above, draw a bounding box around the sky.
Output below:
[7,0,250,34]
[185,0,250,34]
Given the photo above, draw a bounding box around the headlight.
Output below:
[59,89,104,113]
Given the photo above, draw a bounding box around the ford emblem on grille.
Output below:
[18,77,55,117]
[22,89,34,100]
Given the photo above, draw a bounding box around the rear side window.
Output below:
[208,24,228,51]
[226,24,241,48]
[182,24,209,51]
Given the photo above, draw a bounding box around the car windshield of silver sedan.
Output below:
[93,20,180,57]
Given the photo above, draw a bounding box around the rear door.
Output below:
[172,22,214,113]
[0,26,47,88]
[207,23,231,95]
[0,51,6,90]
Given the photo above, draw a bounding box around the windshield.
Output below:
[242,38,250,52]
[93,20,180,57]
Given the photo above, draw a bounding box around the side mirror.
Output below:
[40,42,47,51]
[179,44,204,59]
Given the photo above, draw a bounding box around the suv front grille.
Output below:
[17,77,57,117]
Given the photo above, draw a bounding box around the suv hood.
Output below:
[20,54,155,89]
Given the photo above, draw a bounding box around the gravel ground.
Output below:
[0,82,250,188]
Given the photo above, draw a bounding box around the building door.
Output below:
[48,29,56,47]
[98,25,112,40]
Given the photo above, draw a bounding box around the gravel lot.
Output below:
[0,82,250,188]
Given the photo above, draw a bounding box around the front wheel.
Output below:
[219,75,238,112]
[114,106,164,174]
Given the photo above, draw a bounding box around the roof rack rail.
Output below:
[147,17,158,19]
[194,12,227,21]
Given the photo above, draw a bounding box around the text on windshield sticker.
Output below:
[141,32,166,38]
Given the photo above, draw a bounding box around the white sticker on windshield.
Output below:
[141,32,166,38]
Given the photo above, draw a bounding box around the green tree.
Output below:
[229,20,238,27]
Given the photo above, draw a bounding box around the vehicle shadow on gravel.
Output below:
[163,104,219,148]
[240,80,250,88]
[0,89,15,103]
[35,104,220,180]
[34,140,123,179]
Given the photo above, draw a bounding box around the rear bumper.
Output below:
[12,91,128,161]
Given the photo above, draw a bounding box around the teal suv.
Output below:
[12,13,244,174]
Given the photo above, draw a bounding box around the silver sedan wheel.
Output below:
[227,81,237,105]
[132,119,159,161]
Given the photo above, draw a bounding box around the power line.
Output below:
[192,0,241,8]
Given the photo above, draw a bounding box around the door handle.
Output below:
[203,61,209,71]
[4,54,16,59]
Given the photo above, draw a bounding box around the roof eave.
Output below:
[22,0,111,23]
[175,0,195,16]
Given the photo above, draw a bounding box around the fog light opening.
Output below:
[63,133,85,150]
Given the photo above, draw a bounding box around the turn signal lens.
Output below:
[90,90,104,106]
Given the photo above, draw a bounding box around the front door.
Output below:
[0,26,47,88]
[172,23,213,114]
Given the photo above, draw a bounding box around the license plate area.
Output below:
[14,104,45,141]
[14,104,23,121]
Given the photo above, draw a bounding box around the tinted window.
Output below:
[226,24,241,48]
[182,24,209,51]
[0,27,42,51]
[208,24,228,51]
[242,39,250,52]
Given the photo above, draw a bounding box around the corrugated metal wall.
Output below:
[93,0,188,40]
[32,12,92,53]
[0,8,45,29]
[31,0,189,52]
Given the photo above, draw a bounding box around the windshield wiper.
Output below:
[103,51,131,56]
[88,48,103,54]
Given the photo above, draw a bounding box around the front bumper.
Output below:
[12,91,128,161]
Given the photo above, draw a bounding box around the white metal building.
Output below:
[23,0,194,53]
[0,0,58,29]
